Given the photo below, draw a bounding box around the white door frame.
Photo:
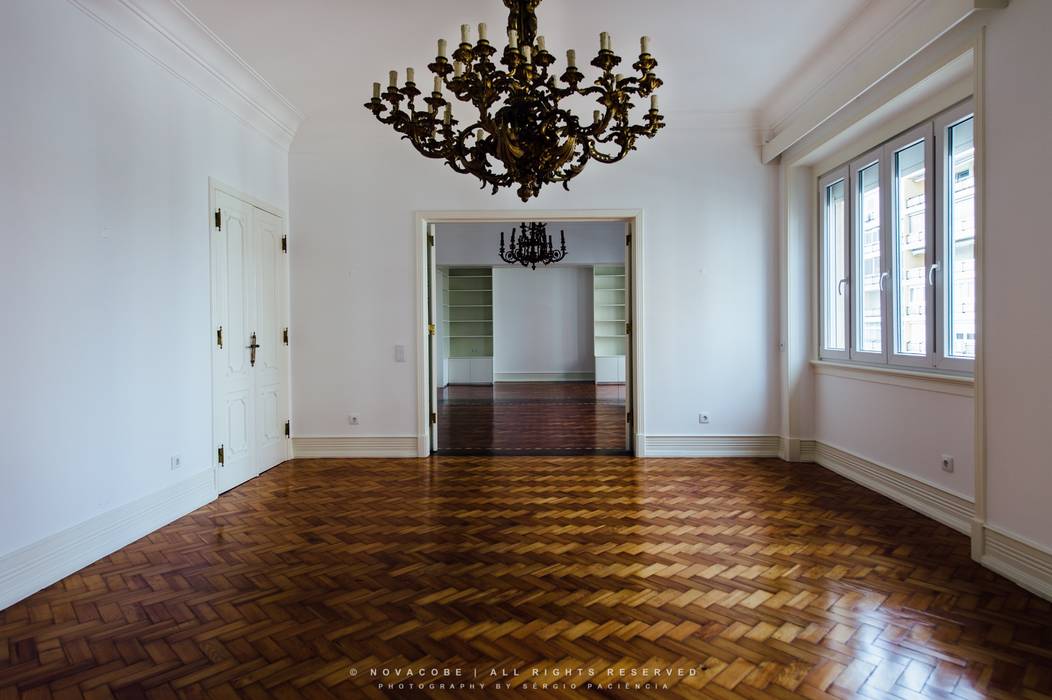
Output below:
[414,209,646,457]
[208,177,292,489]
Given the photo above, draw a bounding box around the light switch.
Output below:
[395,344,406,363]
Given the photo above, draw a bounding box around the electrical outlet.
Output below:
[170,455,182,471]
[349,414,360,426]
[699,413,711,424]
[941,454,955,473]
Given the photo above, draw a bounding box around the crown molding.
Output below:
[760,0,1007,163]
[66,0,303,150]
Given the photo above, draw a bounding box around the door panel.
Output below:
[213,190,257,493]
[624,221,633,452]
[252,207,289,473]
[212,189,289,493]
[428,225,438,452]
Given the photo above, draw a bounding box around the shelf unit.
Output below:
[593,265,627,383]
[446,267,493,384]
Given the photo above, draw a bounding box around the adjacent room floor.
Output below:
[437,381,628,454]
[2,457,1050,699]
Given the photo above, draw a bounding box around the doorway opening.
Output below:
[416,211,645,457]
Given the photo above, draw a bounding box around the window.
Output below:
[819,169,848,359]
[938,109,976,369]
[853,155,884,360]
[818,100,976,373]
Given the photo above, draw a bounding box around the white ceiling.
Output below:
[181,0,870,122]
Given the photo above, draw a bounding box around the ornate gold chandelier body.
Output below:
[364,0,665,202]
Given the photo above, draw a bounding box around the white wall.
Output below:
[436,222,625,266]
[814,376,974,498]
[0,1,289,558]
[290,110,780,440]
[493,267,595,378]
[983,0,1052,550]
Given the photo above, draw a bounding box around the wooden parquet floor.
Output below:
[2,457,1051,699]
[437,383,627,453]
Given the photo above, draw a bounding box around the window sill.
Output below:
[811,360,974,397]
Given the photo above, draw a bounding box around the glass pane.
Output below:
[856,162,882,353]
[822,179,847,351]
[947,117,975,359]
[893,140,927,356]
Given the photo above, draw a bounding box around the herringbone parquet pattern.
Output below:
[2,457,1051,699]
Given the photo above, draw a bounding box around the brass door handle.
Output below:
[247,332,260,366]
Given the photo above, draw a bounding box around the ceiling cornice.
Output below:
[759,0,1008,163]
[66,0,303,150]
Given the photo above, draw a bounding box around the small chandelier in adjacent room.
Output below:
[364,0,665,202]
[499,222,567,269]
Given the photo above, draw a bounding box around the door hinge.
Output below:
[625,322,632,335]
[283,327,289,345]
[217,444,225,466]
[214,209,221,230]
[216,326,223,349]
[285,420,290,438]
[281,235,287,253]
[427,233,435,247]
[626,233,631,246]
[430,411,437,425]
[428,323,436,336]
[626,411,632,424]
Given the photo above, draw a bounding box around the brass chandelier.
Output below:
[499,222,567,269]
[364,0,665,202]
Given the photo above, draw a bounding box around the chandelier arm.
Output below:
[587,135,634,164]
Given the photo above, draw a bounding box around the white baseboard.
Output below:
[980,526,1052,602]
[494,371,595,382]
[0,469,216,612]
[813,442,974,534]
[291,436,419,458]
[643,435,781,458]
[799,439,817,462]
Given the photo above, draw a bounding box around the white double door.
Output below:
[211,188,289,493]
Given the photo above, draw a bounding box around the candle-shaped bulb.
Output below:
[614,73,623,86]
[372,82,381,99]
[461,24,470,44]
[508,29,518,48]
[600,32,610,51]
[389,70,398,87]
[454,61,463,77]
[434,76,442,93]
[478,22,488,41]
[537,36,546,52]
[406,67,414,84]
[641,36,650,54]
[437,39,447,57]
[444,105,451,124]
[522,45,532,63]
[567,49,576,68]
[650,93,659,111]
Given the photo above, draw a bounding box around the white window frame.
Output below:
[885,123,935,369]
[848,147,887,365]
[934,101,976,373]
[818,167,850,361]
[817,100,975,376]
